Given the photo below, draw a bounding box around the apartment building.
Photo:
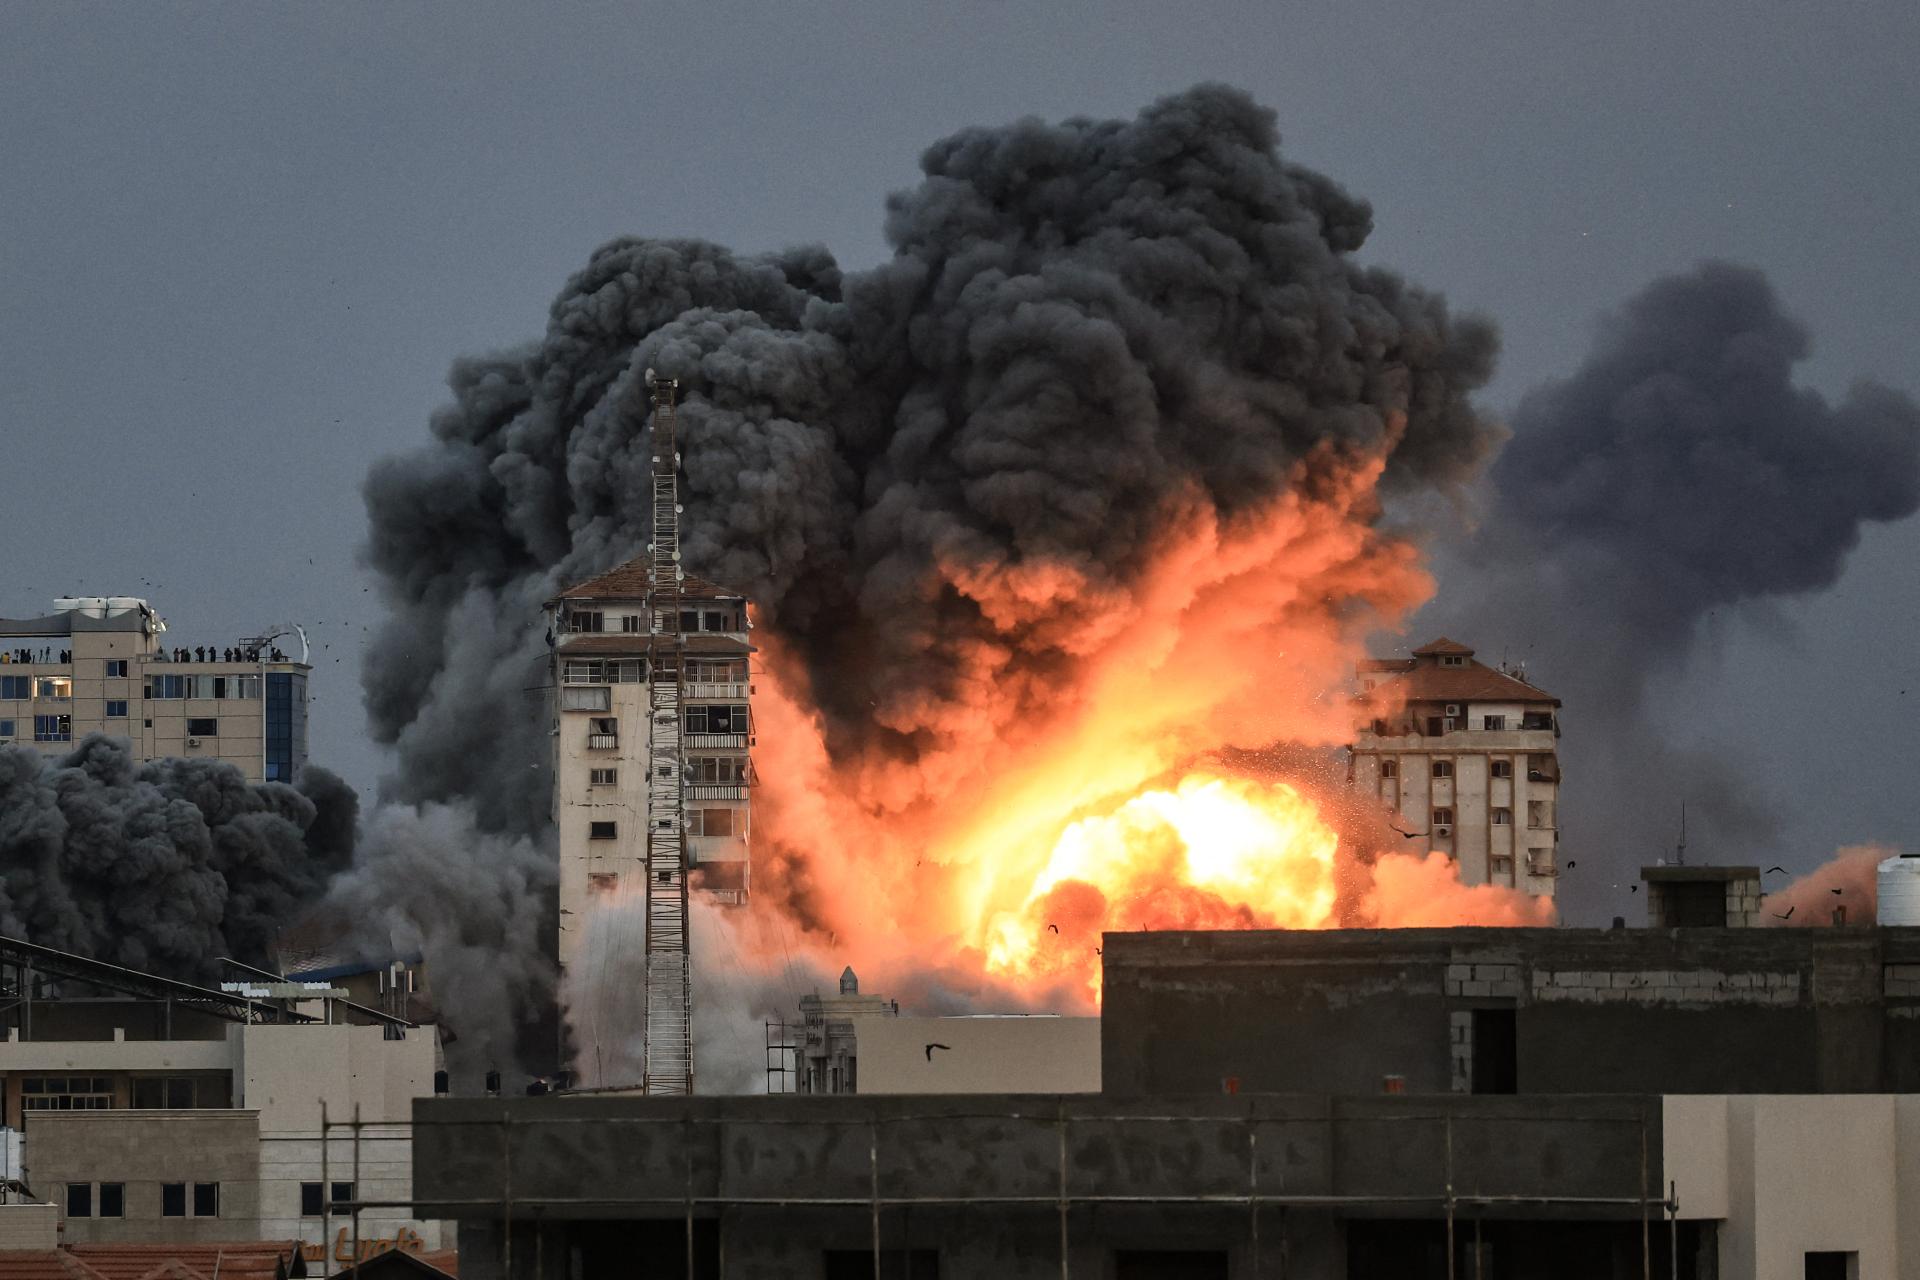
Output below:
[546,558,754,975]
[1349,637,1561,894]
[0,597,309,782]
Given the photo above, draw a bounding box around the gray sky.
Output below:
[4,3,1916,913]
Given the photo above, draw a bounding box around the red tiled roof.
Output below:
[66,1243,301,1280]
[552,555,745,604]
[416,1251,458,1278]
[1365,658,1558,706]
[0,1251,109,1280]
[325,1250,456,1280]
[131,1264,210,1280]
[1410,636,1474,656]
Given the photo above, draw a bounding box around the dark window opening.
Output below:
[1491,759,1513,778]
[1662,882,1731,928]
[186,718,218,737]
[1432,808,1454,827]
[824,1251,940,1280]
[1482,715,1506,730]
[192,1182,218,1217]
[331,1182,354,1210]
[1431,760,1453,778]
[106,700,127,718]
[161,1183,186,1217]
[301,1182,323,1216]
[66,1183,91,1218]
[1471,1008,1518,1095]
[99,1184,122,1218]
[589,821,617,840]
[1113,1252,1229,1280]
[1379,760,1398,779]
[1806,1253,1857,1280]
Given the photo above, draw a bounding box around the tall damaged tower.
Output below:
[546,373,756,1093]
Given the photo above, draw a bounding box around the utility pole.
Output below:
[643,371,693,1095]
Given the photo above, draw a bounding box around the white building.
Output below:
[546,558,755,977]
[0,941,447,1264]
[1348,637,1561,894]
[0,597,310,782]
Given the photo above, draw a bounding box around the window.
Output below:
[824,1252,939,1280]
[688,756,748,783]
[35,677,71,700]
[1470,1009,1518,1095]
[104,660,127,678]
[1491,808,1512,826]
[132,1077,196,1109]
[1482,715,1506,731]
[231,674,262,699]
[1441,655,1466,667]
[678,610,699,633]
[687,659,747,683]
[66,1183,91,1218]
[589,768,618,786]
[300,1182,324,1216]
[588,717,618,748]
[589,821,618,840]
[685,704,748,735]
[331,1182,353,1210]
[564,659,644,684]
[1805,1252,1858,1280]
[560,686,611,712]
[1369,717,1386,735]
[0,720,12,739]
[566,611,604,633]
[1113,1254,1227,1280]
[146,674,185,699]
[703,611,727,632]
[1379,760,1398,779]
[106,700,127,718]
[1431,760,1453,778]
[184,676,221,699]
[1528,800,1549,829]
[34,715,71,742]
[162,1184,187,1217]
[621,614,645,633]
[99,1184,123,1218]
[690,808,735,838]
[0,676,27,699]
[1432,808,1454,827]
[186,718,218,737]
[1491,759,1513,779]
[192,1183,219,1217]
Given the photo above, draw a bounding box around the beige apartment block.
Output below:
[1349,637,1562,896]
[0,597,309,782]
[546,557,755,977]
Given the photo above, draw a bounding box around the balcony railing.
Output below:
[587,733,619,750]
[688,783,748,801]
[686,732,748,749]
[685,681,750,700]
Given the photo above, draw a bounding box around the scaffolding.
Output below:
[642,370,693,1096]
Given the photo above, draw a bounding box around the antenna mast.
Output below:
[1675,800,1688,867]
[642,370,692,1095]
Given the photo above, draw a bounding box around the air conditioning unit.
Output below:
[1434,825,1453,837]
[187,737,201,747]
[1444,704,1461,717]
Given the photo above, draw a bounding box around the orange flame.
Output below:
[739,437,1555,1014]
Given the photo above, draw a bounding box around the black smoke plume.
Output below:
[362,83,1500,836]
[1446,262,1920,913]
[0,736,353,977]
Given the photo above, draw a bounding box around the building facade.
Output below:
[1349,637,1560,894]
[546,559,755,976]
[0,597,309,782]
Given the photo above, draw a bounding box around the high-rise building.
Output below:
[0,597,309,782]
[1348,637,1561,894]
[546,559,754,976]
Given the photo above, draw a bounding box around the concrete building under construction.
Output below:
[412,913,1920,1280]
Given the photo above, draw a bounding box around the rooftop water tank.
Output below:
[1877,852,1920,926]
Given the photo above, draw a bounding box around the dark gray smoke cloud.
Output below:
[362,84,1501,837]
[1448,262,1920,913]
[0,735,352,977]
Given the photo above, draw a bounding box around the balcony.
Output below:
[688,783,748,801]
[686,732,748,749]
[587,733,619,750]
[685,681,750,700]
